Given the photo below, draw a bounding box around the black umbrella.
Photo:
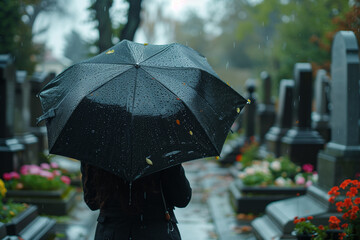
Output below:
[38,40,247,181]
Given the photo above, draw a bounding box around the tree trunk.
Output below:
[93,0,113,52]
[120,0,142,41]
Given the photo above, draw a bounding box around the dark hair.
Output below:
[83,163,161,215]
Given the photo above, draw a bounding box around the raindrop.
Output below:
[233,42,236,48]
[91,130,95,133]
[219,116,224,120]
[225,61,229,70]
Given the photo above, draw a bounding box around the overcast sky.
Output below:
[33,0,210,58]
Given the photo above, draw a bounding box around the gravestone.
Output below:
[29,72,54,153]
[265,79,294,157]
[312,69,331,142]
[15,71,39,164]
[0,55,25,176]
[281,63,324,168]
[252,31,360,240]
[245,78,256,142]
[257,72,276,157]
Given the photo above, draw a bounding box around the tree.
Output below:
[120,0,142,41]
[0,0,21,55]
[89,0,114,52]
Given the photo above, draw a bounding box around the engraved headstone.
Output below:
[281,63,324,168]
[0,55,24,176]
[265,79,294,157]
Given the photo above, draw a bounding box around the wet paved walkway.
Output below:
[53,158,256,240]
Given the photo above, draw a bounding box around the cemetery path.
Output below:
[53,157,256,240]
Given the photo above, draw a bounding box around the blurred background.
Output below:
[1,0,359,95]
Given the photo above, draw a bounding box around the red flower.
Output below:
[294,219,300,224]
[343,198,353,208]
[340,179,352,189]
[307,216,313,220]
[329,216,341,224]
[236,154,242,162]
[341,223,349,228]
[318,225,324,230]
[354,197,360,204]
[300,217,306,222]
[329,196,336,203]
[328,186,340,196]
[339,232,346,240]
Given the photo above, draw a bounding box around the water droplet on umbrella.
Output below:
[144,43,148,46]
[189,131,193,135]
[176,120,180,125]
[216,156,220,160]
[236,108,240,113]
[247,99,251,104]
[91,130,95,133]
[106,49,114,54]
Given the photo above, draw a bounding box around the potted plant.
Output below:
[3,163,77,216]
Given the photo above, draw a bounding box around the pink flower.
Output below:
[60,176,71,185]
[53,170,61,176]
[302,164,314,173]
[296,176,305,185]
[28,165,41,175]
[39,170,54,180]
[20,165,30,175]
[9,172,20,179]
[306,180,313,187]
[50,162,59,169]
[40,163,51,170]
[3,173,12,181]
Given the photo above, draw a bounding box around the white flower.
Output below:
[245,167,255,175]
[275,177,286,186]
[270,161,281,171]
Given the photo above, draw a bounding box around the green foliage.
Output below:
[0,0,21,55]
[242,171,273,186]
[0,201,27,224]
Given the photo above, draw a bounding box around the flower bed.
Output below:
[229,141,318,214]
[2,164,77,216]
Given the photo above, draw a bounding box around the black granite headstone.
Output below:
[245,78,256,142]
[15,70,39,164]
[281,63,324,168]
[317,31,360,189]
[0,55,24,176]
[265,79,294,157]
[257,72,276,144]
[252,31,360,240]
[312,69,331,142]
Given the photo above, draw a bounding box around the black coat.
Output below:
[81,163,192,240]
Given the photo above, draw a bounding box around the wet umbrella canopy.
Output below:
[38,40,247,181]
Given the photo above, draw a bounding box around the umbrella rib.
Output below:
[139,68,221,155]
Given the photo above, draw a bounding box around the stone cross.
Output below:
[312,69,331,142]
[265,79,294,157]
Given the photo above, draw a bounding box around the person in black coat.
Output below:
[81,162,192,240]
